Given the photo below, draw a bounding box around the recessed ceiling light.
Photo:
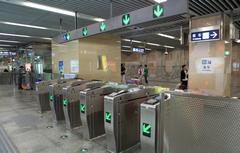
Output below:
[0,40,21,43]
[235,39,240,43]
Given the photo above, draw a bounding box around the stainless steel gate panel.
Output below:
[104,87,160,153]
[80,83,130,140]
[48,79,78,122]
[159,91,240,153]
[63,81,104,130]
[36,80,58,113]
[140,97,160,153]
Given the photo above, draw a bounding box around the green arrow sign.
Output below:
[80,104,86,113]
[49,95,53,102]
[82,27,88,37]
[63,98,69,107]
[105,112,111,123]
[122,14,130,26]
[153,4,164,18]
[142,123,152,137]
[99,22,107,32]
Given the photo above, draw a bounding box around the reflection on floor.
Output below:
[0,85,112,153]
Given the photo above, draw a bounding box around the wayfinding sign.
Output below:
[153,4,164,18]
[191,29,220,42]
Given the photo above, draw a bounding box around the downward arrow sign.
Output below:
[153,4,164,18]
[100,22,106,32]
[122,14,130,26]
[82,27,88,36]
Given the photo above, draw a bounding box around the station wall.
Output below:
[122,47,188,84]
[52,34,121,82]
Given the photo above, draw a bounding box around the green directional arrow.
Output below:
[153,4,164,18]
[49,95,53,102]
[82,27,88,37]
[99,22,107,32]
[63,98,69,107]
[105,112,111,123]
[122,14,130,26]
[142,123,152,137]
[80,104,86,113]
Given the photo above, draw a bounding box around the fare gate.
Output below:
[48,79,80,122]
[140,96,160,153]
[36,80,58,113]
[63,81,104,130]
[80,84,133,140]
[104,87,160,153]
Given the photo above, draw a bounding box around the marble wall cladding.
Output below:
[121,48,189,83]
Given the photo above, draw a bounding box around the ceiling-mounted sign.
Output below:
[82,27,88,36]
[191,29,220,42]
[99,22,107,32]
[122,14,130,26]
[63,33,71,41]
[153,4,164,18]
[132,47,145,53]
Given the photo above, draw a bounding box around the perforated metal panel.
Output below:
[160,91,240,153]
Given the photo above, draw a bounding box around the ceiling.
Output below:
[0,0,239,50]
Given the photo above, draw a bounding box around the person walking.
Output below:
[144,64,149,85]
[180,64,188,90]
[121,63,126,84]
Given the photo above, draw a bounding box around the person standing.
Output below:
[144,64,149,85]
[180,64,188,90]
[121,63,126,84]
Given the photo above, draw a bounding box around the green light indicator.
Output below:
[225,50,230,56]
[142,123,152,137]
[82,27,88,37]
[99,22,107,32]
[49,95,53,102]
[63,33,71,41]
[63,98,69,107]
[153,4,164,18]
[105,112,111,123]
[122,14,130,26]
[80,104,86,113]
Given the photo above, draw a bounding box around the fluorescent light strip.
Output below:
[146,42,161,46]
[22,2,75,16]
[3,21,47,30]
[21,2,105,22]
[0,44,13,47]
[0,32,52,40]
[122,46,131,48]
[132,40,142,43]
[164,45,175,49]
[122,39,131,42]
[122,50,131,52]
[0,40,21,43]
[157,33,178,40]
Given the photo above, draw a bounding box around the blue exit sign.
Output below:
[191,29,220,42]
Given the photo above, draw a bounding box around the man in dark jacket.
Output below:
[180,65,188,90]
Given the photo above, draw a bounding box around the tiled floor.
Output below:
[0,85,110,153]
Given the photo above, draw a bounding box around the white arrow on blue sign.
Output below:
[191,29,220,42]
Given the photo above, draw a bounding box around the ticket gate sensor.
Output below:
[36,79,58,113]
[140,96,160,153]
[63,81,105,130]
[49,79,81,122]
[104,87,160,153]
[80,83,134,140]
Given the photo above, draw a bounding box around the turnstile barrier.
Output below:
[140,96,160,153]
[104,86,160,153]
[36,80,58,113]
[158,91,240,153]
[48,79,80,122]
[80,83,134,140]
[63,81,104,129]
